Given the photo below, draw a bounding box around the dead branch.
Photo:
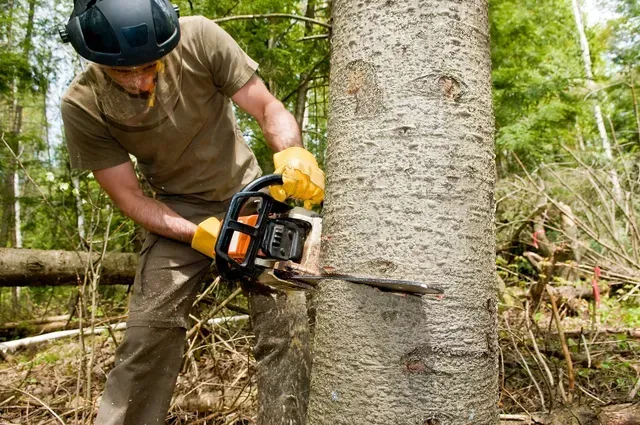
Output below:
[499,404,640,424]
[213,14,331,29]
[186,287,243,340]
[0,316,248,353]
[504,314,547,411]
[0,385,66,424]
[546,285,575,400]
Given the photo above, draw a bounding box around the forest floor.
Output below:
[0,289,639,425]
[0,314,257,425]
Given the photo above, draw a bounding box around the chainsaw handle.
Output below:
[243,174,283,192]
[215,174,289,281]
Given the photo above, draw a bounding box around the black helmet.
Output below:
[60,0,181,67]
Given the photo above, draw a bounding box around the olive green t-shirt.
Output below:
[61,16,262,201]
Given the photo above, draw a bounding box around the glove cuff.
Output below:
[191,217,221,257]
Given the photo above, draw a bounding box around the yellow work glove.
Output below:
[191,217,221,258]
[269,147,325,210]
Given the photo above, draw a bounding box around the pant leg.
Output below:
[94,327,186,425]
[247,289,312,425]
[96,198,228,425]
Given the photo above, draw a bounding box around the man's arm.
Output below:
[231,75,301,152]
[231,74,325,207]
[93,161,197,244]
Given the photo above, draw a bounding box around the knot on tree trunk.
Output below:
[339,59,383,117]
[438,76,461,100]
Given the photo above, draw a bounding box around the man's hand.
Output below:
[270,147,324,209]
[191,217,221,258]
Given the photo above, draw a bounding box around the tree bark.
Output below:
[0,137,16,246]
[306,1,498,424]
[0,248,137,287]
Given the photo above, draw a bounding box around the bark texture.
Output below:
[248,291,312,425]
[306,1,498,424]
[0,248,137,287]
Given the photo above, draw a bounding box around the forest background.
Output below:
[1,0,640,423]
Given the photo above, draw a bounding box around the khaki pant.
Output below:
[95,196,311,425]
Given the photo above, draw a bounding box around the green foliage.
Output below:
[490,0,587,172]
[606,0,640,67]
[0,51,35,95]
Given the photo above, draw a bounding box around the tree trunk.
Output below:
[306,1,498,424]
[1,0,37,249]
[571,0,611,157]
[571,0,622,202]
[13,171,21,249]
[0,248,137,287]
[11,169,22,311]
[0,136,16,246]
[22,0,36,57]
[630,72,640,147]
[293,0,316,128]
[72,175,86,240]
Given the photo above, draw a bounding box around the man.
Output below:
[59,0,323,424]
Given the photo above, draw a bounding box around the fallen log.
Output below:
[560,328,640,339]
[499,404,640,424]
[0,248,137,287]
[0,314,71,328]
[0,315,128,339]
[0,321,70,339]
[0,315,249,353]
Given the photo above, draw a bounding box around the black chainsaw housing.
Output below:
[215,174,309,281]
[262,219,310,262]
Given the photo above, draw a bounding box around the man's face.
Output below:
[101,61,159,95]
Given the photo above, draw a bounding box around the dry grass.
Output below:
[0,281,256,425]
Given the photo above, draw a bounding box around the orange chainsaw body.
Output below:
[228,215,259,260]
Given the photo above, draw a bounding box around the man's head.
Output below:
[60,0,182,125]
[60,0,180,67]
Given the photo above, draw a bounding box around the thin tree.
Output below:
[306,0,498,423]
[2,0,36,311]
[293,0,316,128]
[571,0,622,202]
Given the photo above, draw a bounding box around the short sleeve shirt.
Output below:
[61,16,262,201]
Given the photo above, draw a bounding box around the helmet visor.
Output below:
[87,45,182,127]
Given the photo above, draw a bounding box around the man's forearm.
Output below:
[118,193,197,244]
[260,100,302,152]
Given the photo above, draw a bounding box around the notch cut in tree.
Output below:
[306,1,498,424]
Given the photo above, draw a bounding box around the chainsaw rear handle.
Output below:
[215,174,290,281]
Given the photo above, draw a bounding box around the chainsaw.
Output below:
[214,174,443,296]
